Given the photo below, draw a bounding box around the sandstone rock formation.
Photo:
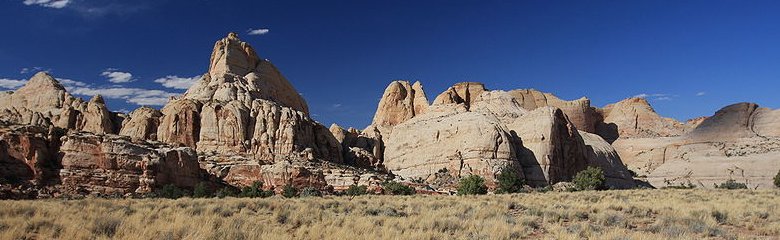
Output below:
[58,133,202,194]
[0,123,62,184]
[383,109,521,183]
[371,80,429,127]
[432,82,486,109]
[157,33,341,165]
[119,107,162,141]
[508,89,602,133]
[598,97,685,142]
[614,102,780,189]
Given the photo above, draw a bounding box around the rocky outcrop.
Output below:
[119,107,162,141]
[598,97,685,142]
[0,124,62,184]
[78,95,115,134]
[58,133,202,194]
[688,102,760,140]
[383,108,521,183]
[509,107,588,185]
[615,102,780,189]
[371,80,429,127]
[508,89,602,133]
[432,82,486,109]
[156,33,341,165]
[0,72,85,130]
[579,131,636,188]
[185,32,308,114]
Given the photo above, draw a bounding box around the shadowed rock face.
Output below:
[688,102,761,140]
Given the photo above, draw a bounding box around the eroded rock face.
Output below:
[0,124,62,184]
[615,103,780,189]
[0,72,89,131]
[510,107,588,185]
[79,95,115,135]
[579,131,636,188]
[432,82,486,110]
[383,108,521,183]
[598,97,685,142]
[58,133,202,194]
[508,89,602,133]
[185,33,308,114]
[158,99,202,148]
[119,107,162,141]
[688,102,760,140]
[371,80,429,127]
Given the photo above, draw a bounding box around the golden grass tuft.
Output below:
[0,189,778,239]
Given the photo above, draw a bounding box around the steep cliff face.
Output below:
[0,124,62,185]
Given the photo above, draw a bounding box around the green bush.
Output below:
[192,182,211,198]
[156,184,188,199]
[382,181,415,195]
[457,175,487,195]
[345,185,368,196]
[774,170,780,188]
[239,181,274,198]
[282,184,298,198]
[715,179,747,189]
[299,187,322,197]
[216,187,237,198]
[573,166,605,191]
[495,168,525,194]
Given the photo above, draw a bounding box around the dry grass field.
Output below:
[0,189,778,239]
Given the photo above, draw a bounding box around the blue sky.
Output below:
[1,0,778,128]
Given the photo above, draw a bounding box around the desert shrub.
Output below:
[216,187,237,198]
[91,217,121,237]
[345,185,368,196]
[715,179,747,189]
[156,184,188,199]
[573,166,605,191]
[282,184,298,198]
[299,187,322,197]
[382,181,415,195]
[495,168,525,194]
[239,181,274,198]
[192,182,211,198]
[661,181,696,189]
[457,175,487,195]
[774,170,780,188]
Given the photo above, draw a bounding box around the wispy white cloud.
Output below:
[633,93,675,101]
[696,92,706,96]
[23,0,70,9]
[0,78,28,89]
[55,78,175,106]
[332,103,343,108]
[20,67,48,74]
[247,28,270,35]
[154,75,201,90]
[101,70,134,83]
